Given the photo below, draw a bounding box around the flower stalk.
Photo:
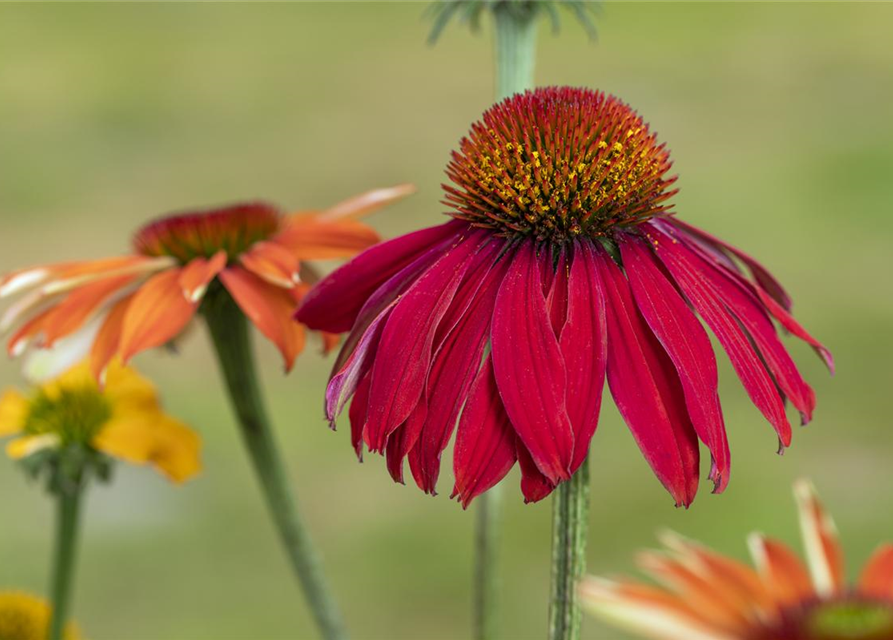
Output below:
[203,288,347,640]
[48,473,84,640]
[493,3,538,100]
[548,457,590,640]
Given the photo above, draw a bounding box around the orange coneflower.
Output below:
[0,185,413,381]
[580,480,893,640]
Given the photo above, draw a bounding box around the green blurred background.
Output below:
[1,3,892,639]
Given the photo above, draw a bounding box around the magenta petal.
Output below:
[753,286,834,374]
[385,401,427,483]
[648,225,793,446]
[596,246,700,507]
[517,439,556,503]
[620,234,730,493]
[451,357,518,508]
[669,218,793,311]
[546,247,570,336]
[560,242,607,474]
[411,245,513,494]
[491,241,574,484]
[297,220,464,332]
[349,373,372,460]
[365,233,486,452]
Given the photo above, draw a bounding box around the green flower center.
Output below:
[807,602,893,640]
[23,387,111,447]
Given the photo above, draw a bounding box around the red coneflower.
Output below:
[580,481,893,640]
[1,186,413,381]
[297,87,832,507]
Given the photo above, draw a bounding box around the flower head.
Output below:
[298,87,832,507]
[0,360,200,484]
[0,591,79,640]
[0,186,414,381]
[580,481,893,640]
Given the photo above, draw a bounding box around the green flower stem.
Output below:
[493,3,538,100]
[548,457,590,640]
[203,290,347,640]
[48,483,82,640]
[472,6,540,640]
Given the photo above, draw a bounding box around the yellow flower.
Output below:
[0,361,200,483]
[0,591,79,640]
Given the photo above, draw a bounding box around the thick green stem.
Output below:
[472,6,540,640]
[203,290,347,640]
[474,484,502,640]
[48,485,82,640]
[493,4,538,100]
[548,457,590,640]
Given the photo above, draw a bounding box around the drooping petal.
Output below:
[452,357,517,508]
[620,234,730,492]
[0,389,28,436]
[40,256,176,296]
[23,315,103,383]
[491,241,573,483]
[748,534,815,608]
[516,437,556,503]
[794,479,844,596]
[859,545,893,599]
[597,247,700,506]
[219,267,305,371]
[178,251,227,302]
[752,286,834,373]
[90,294,134,382]
[239,242,300,289]
[273,216,379,260]
[561,242,607,474]
[41,275,136,346]
[297,220,463,333]
[648,225,792,447]
[654,223,815,425]
[364,233,485,453]
[6,433,60,459]
[119,269,198,364]
[95,413,201,483]
[669,218,793,311]
[409,242,511,493]
[318,184,416,221]
[385,401,427,484]
[348,373,372,460]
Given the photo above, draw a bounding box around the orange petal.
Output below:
[239,241,300,288]
[794,480,845,596]
[90,294,134,382]
[0,264,68,297]
[272,217,380,260]
[178,251,227,302]
[218,266,305,371]
[748,534,815,608]
[7,307,52,356]
[41,275,135,346]
[859,544,893,599]
[318,183,415,221]
[119,269,197,363]
[578,577,734,640]
[636,552,753,630]
[40,256,175,295]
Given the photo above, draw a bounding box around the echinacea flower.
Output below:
[297,86,832,507]
[0,360,199,482]
[0,186,414,381]
[579,480,893,640]
[0,591,79,640]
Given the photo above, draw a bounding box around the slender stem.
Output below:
[203,290,347,640]
[474,483,502,640]
[548,457,590,640]
[493,4,538,100]
[472,6,540,640]
[48,485,82,640]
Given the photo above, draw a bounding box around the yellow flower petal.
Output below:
[101,358,160,412]
[94,412,201,483]
[0,590,81,640]
[6,433,60,459]
[0,389,28,436]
